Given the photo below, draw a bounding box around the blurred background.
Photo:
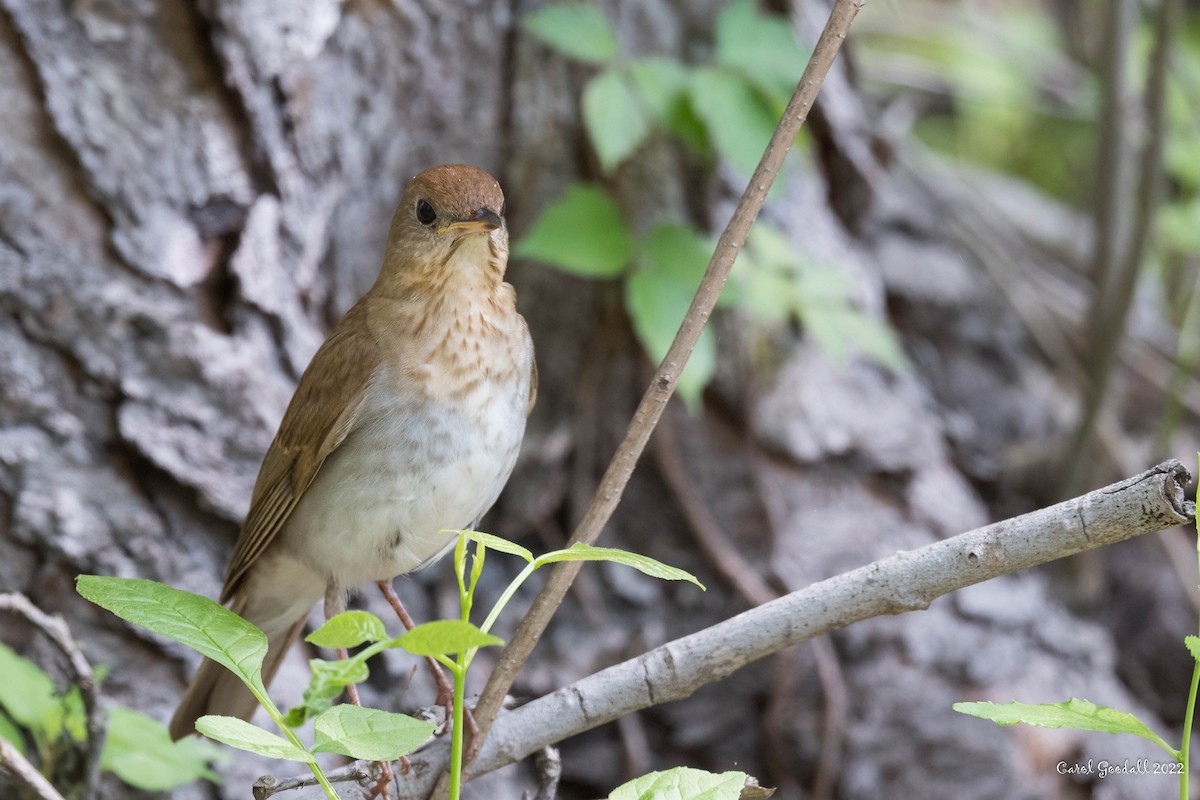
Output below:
[2,0,1199,798]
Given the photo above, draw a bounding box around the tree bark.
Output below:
[0,2,1192,800]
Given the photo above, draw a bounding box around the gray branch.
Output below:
[0,593,106,800]
[0,730,67,800]
[282,460,1192,798]
[467,460,1193,780]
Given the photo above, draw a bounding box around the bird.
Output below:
[169,164,537,741]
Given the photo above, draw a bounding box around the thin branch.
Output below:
[304,460,1187,800]
[652,408,776,607]
[753,453,847,800]
[762,648,804,797]
[252,761,383,799]
[0,738,66,800]
[0,593,105,800]
[469,0,866,760]
[657,414,848,799]
[807,638,846,800]
[1064,0,1173,496]
[1088,0,1136,299]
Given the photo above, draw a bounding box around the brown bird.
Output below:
[170,164,536,740]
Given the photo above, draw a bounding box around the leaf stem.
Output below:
[1183,505,1200,800]
[250,685,339,799]
[478,562,539,636]
[447,661,467,800]
[1181,661,1197,800]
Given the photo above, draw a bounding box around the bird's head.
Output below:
[389,164,507,253]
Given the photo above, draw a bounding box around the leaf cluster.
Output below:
[517,2,904,408]
[522,0,806,175]
[74,576,437,779]
[74,534,705,799]
[0,641,222,792]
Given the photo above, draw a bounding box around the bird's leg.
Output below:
[375,579,478,742]
[323,587,398,796]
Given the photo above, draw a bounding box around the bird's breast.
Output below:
[283,302,532,588]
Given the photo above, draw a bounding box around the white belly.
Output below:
[281,375,527,589]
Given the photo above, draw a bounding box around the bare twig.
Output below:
[253,761,383,799]
[753,453,847,800]
[469,0,867,766]
[0,738,66,800]
[376,579,469,743]
[615,712,651,781]
[1088,0,1136,300]
[762,648,804,798]
[306,460,1188,800]
[652,408,776,607]
[807,637,847,800]
[657,407,847,796]
[0,593,105,800]
[1064,0,1174,496]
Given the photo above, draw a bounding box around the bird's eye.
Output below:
[416,199,436,226]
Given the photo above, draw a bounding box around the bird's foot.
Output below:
[368,760,397,799]
[432,679,479,745]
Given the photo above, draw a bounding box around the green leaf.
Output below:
[746,224,801,271]
[1167,135,1200,192]
[715,0,808,99]
[514,185,632,278]
[642,224,713,284]
[398,620,504,658]
[740,265,795,324]
[688,67,779,177]
[283,657,371,728]
[194,715,315,762]
[611,767,748,799]
[537,543,705,589]
[952,699,1177,757]
[1186,635,1200,664]
[630,57,708,154]
[0,712,26,754]
[448,529,535,563]
[738,230,908,372]
[102,707,222,790]
[0,641,64,736]
[629,57,689,120]
[802,306,908,372]
[306,611,388,650]
[1159,199,1200,254]
[584,68,653,173]
[311,705,435,761]
[60,687,87,742]
[76,576,268,696]
[626,225,717,409]
[522,5,618,64]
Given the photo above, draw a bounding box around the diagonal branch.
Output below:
[337,460,1182,799]
[469,0,867,758]
[0,593,106,800]
[467,461,1193,781]
[0,739,66,800]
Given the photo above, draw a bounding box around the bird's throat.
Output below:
[369,234,522,403]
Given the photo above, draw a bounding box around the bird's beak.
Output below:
[438,207,503,235]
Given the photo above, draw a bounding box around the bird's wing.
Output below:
[221,305,378,602]
[524,320,538,418]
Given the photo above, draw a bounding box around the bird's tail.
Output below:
[169,556,323,741]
